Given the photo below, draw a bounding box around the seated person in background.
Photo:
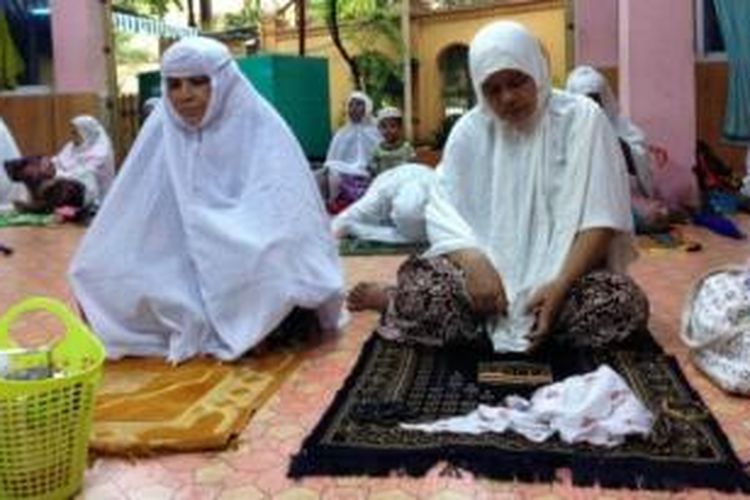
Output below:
[333,163,434,244]
[52,115,115,205]
[349,22,648,353]
[0,117,26,206]
[369,107,416,177]
[69,37,345,362]
[322,91,383,212]
[6,155,98,215]
[565,66,669,233]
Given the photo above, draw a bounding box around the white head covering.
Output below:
[425,22,634,352]
[325,91,383,174]
[469,21,550,122]
[376,106,403,125]
[566,65,654,197]
[0,117,25,205]
[54,115,116,203]
[69,37,345,362]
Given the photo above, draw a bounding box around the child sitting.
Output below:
[369,107,416,177]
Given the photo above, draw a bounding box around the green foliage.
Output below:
[115,32,153,65]
[114,0,183,18]
[309,0,403,96]
[223,0,261,29]
[355,50,403,109]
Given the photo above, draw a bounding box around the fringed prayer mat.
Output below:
[92,349,303,456]
[339,238,427,256]
[289,333,750,493]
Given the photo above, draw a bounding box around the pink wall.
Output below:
[51,0,108,94]
[619,0,696,172]
[574,0,618,67]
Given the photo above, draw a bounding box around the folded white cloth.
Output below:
[401,364,654,447]
[488,289,535,352]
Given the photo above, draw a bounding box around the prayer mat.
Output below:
[339,238,427,256]
[0,212,53,228]
[289,333,750,493]
[92,349,303,456]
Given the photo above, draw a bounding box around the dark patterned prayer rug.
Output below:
[289,332,750,493]
[339,238,428,256]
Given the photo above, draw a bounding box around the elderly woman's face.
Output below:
[166,75,211,127]
[70,125,84,147]
[348,98,366,123]
[481,69,537,125]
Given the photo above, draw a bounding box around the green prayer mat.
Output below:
[0,212,54,228]
[339,238,427,256]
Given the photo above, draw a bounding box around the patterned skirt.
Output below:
[378,256,649,349]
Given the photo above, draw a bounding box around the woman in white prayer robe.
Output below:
[332,163,434,244]
[566,65,654,199]
[69,37,346,362]
[349,21,649,352]
[321,92,383,210]
[53,115,116,205]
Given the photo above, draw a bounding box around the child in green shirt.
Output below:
[370,107,416,177]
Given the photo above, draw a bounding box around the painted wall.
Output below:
[619,0,696,172]
[50,0,108,95]
[573,0,618,67]
[264,0,566,143]
[264,23,399,132]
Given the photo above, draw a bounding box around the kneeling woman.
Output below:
[350,22,648,351]
[69,38,345,362]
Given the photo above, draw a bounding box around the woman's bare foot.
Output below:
[347,282,391,312]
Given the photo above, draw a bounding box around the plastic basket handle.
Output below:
[0,297,90,348]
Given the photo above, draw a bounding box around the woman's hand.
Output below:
[525,279,569,348]
[448,249,507,316]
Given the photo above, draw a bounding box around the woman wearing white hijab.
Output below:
[321,91,383,209]
[0,117,25,206]
[332,162,434,244]
[566,65,654,199]
[326,91,382,170]
[69,37,346,362]
[53,115,116,204]
[350,22,648,351]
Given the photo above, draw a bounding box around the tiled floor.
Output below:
[0,221,749,499]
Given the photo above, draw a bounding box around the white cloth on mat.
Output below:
[566,65,654,198]
[69,37,345,362]
[332,163,434,243]
[0,117,26,206]
[423,22,635,353]
[401,364,654,447]
[53,115,116,203]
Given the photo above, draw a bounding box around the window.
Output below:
[696,0,726,60]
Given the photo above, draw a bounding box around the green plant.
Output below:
[114,0,183,17]
[355,50,403,109]
[223,0,261,29]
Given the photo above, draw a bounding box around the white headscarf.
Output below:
[54,115,116,203]
[69,37,345,362]
[325,91,383,174]
[425,22,634,352]
[376,106,402,125]
[566,65,654,197]
[0,117,25,205]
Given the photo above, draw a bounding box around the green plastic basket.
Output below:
[0,298,105,500]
